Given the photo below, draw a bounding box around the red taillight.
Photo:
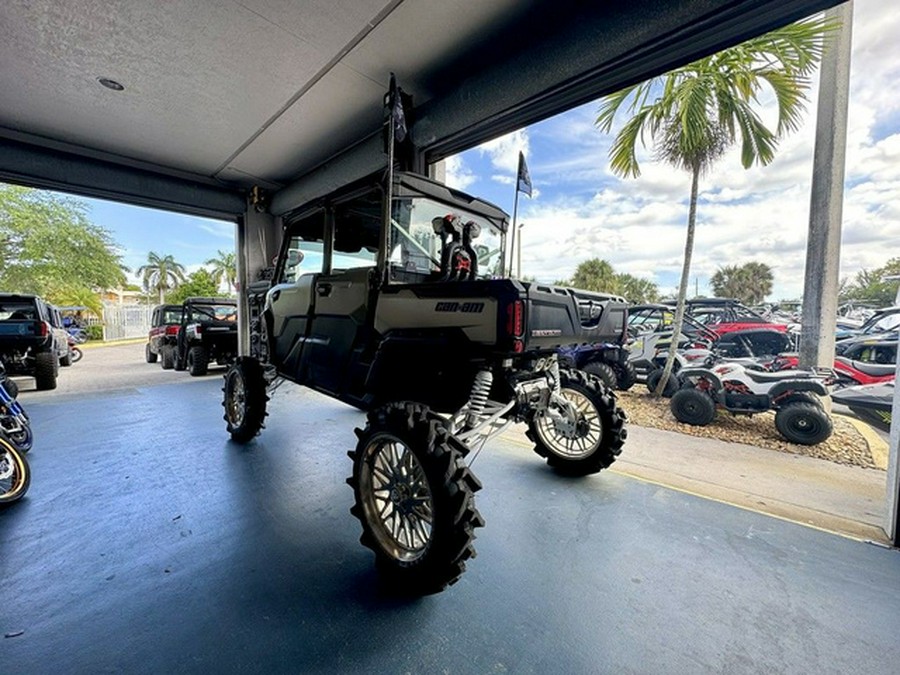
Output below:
[506,300,524,338]
[39,321,49,337]
[165,325,180,336]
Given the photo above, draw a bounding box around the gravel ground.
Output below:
[616,388,881,470]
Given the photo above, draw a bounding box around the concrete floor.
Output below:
[2,368,900,673]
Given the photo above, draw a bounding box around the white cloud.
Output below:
[483,0,900,301]
[443,154,477,191]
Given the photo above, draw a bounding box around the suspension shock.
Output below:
[465,369,493,428]
[548,356,561,395]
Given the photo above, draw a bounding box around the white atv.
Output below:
[670,361,833,445]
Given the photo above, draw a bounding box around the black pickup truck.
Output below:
[0,293,69,390]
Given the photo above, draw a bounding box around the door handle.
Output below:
[316,283,332,297]
[271,290,281,302]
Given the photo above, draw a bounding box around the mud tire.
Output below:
[222,357,269,442]
[526,369,627,475]
[348,402,484,595]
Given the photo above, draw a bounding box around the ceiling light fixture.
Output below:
[97,77,125,91]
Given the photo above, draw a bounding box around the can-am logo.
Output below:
[531,329,562,337]
[434,302,484,313]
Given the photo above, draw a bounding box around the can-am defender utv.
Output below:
[223,170,627,594]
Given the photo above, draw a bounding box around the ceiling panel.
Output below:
[0,0,841,217]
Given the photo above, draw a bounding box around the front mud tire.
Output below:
[348,402,484,595]
[527,369,627,476]
[222,357,269,442]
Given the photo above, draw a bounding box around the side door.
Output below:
[299,191,381,398]
[266,209,326,378]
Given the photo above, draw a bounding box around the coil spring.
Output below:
[465,369,493,428]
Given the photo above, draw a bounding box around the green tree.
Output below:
[167,269,220,304]
[709,261,773,305]
[205,249,237,292]
[47,284,104,319]
[136,251,187,304]
[571,259,617,293]
[616,273,660,303]
[0,185,127,295]
[840,257,900,306]
[596,17,831,395]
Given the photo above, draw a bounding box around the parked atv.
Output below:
[670,361,832,445]
[223,169,627,594]
[558,337,635,391]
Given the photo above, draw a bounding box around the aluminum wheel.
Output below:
[534,388,603,460]
[358,432,434,562]
[225,369,246,428]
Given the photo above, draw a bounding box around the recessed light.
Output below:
[97,77,125,91]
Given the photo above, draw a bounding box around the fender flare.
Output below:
[678,367,722,390]
[769,380,829,399]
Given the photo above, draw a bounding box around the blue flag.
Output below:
[517,151,532,197]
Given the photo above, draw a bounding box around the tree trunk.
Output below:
[654,165,700,396]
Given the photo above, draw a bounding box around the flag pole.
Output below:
[381,74,400,285]
[509,188,520,279]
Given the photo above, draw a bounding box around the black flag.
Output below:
[388,73,407,144]
[517,151,532,197]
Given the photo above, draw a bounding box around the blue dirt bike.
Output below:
[0,362,33,453]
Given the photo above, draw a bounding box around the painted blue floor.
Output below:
[2,378,899,673]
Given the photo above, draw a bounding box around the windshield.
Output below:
[389,196,504,282]
[862,311,900,334]
[189,304,237,321]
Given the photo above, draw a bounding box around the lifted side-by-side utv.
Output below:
[223,170,627,594]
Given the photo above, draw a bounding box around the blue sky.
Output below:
[83,0,898,301]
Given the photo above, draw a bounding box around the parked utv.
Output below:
[173,297,237,376]
[223,170,627,594]
[145,303,182,369]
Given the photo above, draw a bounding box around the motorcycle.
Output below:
[0,362,33,453]
[67,335,83,364]
[0,434,30,503]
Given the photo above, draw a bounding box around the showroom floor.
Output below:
[2,376,899,673]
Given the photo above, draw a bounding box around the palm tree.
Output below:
[136,252,187,304]
[571,258,618,293]
[710,262,773,305]
[205,249,237,293]
[595,16,832,395]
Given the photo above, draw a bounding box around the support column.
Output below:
[798,2,852,373]
[236,202,280,355]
